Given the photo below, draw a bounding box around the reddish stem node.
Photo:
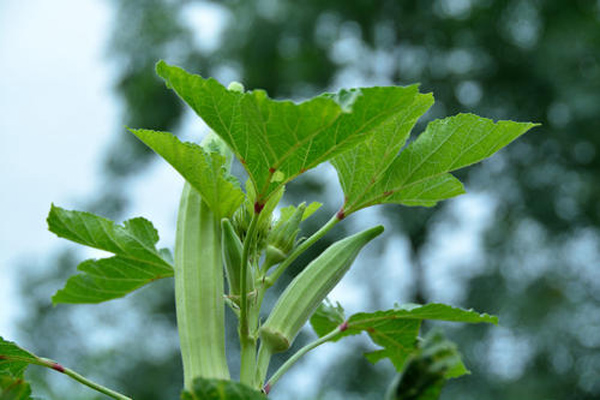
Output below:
[254,201,265,214]
[336,209,345,220]
[339,320,349,332]
[51,362,65,373]
[269,167,276,173]
[383,190,393,197]
[263,383,271,395]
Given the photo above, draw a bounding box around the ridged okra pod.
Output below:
[260,225,384,353]
[175,182,229,388]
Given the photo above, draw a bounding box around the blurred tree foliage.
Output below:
[18,0,600,399]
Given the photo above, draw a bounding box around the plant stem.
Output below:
[266,213,340,285]
[239,212,259,385]
[264,325,343,393]
[254,341,273,389]
[38,358,132,400]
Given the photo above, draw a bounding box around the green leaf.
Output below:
[48,206,173,303]
[181,378,266,400]
[1,338,130,400]
[384,330,469,400]
[0,337,41,399]
[0,375,32,400]
[383,174,465,208]
[312,303,496,371]
[0,338,39,378]
[129,129,244,218]
[278,202,321,222]
[336,113,538,213]
[156,61,433,203]
[331,87,434,212]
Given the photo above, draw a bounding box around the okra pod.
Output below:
[260,225,384,352]
[175,182,229,388]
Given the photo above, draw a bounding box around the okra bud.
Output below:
[260,225,384,352]
[221,218,253,298]
[263,203,306,270]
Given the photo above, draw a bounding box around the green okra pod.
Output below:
[175,182,229,388]
[260,225,384,353]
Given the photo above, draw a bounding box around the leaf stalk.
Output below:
[239,211,260,385]
[264,324,344,393]
[38,358,132,400]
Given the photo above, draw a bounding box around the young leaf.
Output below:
[48,206,173,304]
[336,113,538,214]
[311,303,497,371]
[156,61,435,204]
[180,378,267,400]
[278,202,321,222]
[310,299,345,338]
[129,129,244,218]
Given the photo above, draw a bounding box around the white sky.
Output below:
[0,0,116,338]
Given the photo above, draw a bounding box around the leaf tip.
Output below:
[50,292,62,306]
[154,59,168,75]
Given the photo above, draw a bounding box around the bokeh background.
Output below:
[1,0,600,399]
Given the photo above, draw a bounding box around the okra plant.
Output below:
[0,61,537,399]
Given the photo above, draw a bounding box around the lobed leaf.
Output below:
[129,129,244,218]
[48,206,173,304]
[157,61,435,204]
[335,112,538,213]
[331,86,434,212]
[311,303,497,371]
[180,378,266,400]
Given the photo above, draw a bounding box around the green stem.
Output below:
[239,212,259,385]
[254,341,273,389]
[38,358,132,400]
[266,213,341,285]
[248,280,268,387]
[264,325,344,394]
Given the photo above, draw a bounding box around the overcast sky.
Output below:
[0,0,117,338]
